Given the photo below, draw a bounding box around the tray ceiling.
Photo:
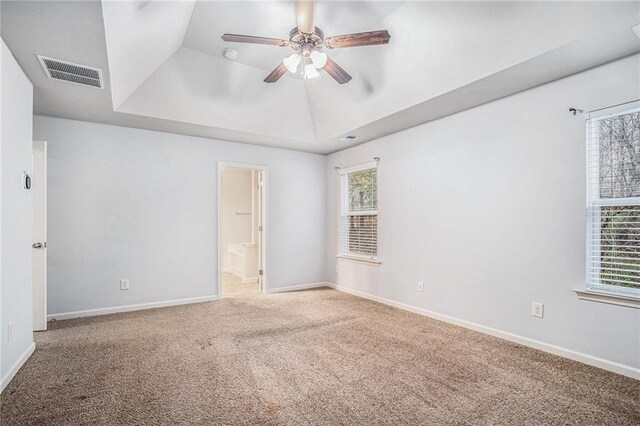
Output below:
[2,1,639,153]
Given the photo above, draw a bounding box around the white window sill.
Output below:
[573,289,640,309]
[336,255,382,266]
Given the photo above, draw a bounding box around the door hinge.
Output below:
[259,225,263,232]
[259,269,263,276]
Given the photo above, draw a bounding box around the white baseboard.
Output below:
[268,282,331,294]
[1,342,36,393]
[326,283,640,380]
[48,295,219,321]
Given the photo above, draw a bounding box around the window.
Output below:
[339,163,378,261]
[586,103,640,299]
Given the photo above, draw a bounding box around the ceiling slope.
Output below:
[319,25,640,154]
[117,47,317,143]
[304,1,640,142]
[102,0,196,109]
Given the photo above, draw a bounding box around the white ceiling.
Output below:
[2,1,639,154]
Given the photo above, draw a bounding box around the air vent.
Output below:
[339,135,358,141]
[37,55,103,89]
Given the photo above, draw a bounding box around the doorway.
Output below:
[218,163,266,298]
[32,140,47,331]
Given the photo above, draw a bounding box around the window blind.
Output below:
[340,163,377,259]
[586,103,640,298]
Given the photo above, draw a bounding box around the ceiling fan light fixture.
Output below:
[304,63,320,79]
[310,51,327,69]
[283,53,301,73]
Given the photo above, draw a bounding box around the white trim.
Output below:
[336,255,381,266]
[573,288,640,309]
[33,140,48,331]
[1,342,36,393]
[47,295,218,321]
[586,100,640,120]
[267,282,330,294]
[345,210,378,216]
[590,196,640,206]
[325,283,640,380]
[338,161,377,175]
[587,281,640,299]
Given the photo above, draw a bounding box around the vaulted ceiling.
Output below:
[2,1,639,154]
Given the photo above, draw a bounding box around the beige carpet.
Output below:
[1,288,638,425]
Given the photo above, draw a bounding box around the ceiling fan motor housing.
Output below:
[289,27,325,56]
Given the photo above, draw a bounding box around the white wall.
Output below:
[326,54,640,373]
[221,168,253,269]
[1,38,34,387]
[33,116,326,316]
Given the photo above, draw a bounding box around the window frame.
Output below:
[582,101,640,305]
[337,161,380,265]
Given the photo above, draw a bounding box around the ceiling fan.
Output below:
[221,0,391,84]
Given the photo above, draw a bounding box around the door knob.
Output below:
[32,242,43,249]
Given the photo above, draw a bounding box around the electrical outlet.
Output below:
[120,279,129,291]
[7,321,14,342]
[417,281,424,292]
[532,302,544,318]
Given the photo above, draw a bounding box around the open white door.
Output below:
[32,140,47,331]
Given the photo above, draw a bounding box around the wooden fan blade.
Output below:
[264,63,288,83]
[295,0,315,34]
[325,30,391,49]
[323,57,352,84]
[221,34,289,47]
